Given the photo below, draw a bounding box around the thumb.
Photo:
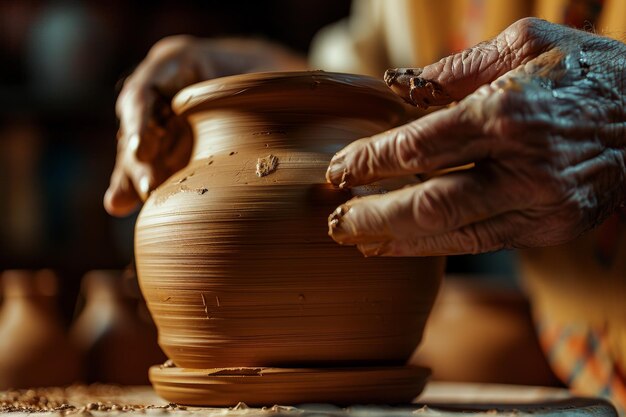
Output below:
[384,17,559,108]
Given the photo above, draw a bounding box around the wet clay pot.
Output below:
[135,72,444,404]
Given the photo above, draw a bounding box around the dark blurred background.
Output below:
[0,0,353,317]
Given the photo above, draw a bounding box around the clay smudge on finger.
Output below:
[328,204,352,243]
[255,154,279,177]
[384,68,422,87]
[408,77,448,108]
[384,68,450,108]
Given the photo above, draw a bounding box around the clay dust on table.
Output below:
[0,385,185,414]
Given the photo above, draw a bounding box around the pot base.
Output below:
[149,364,430,406]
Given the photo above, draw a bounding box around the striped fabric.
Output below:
[538,318,626,415]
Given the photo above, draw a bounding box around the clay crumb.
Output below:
[269,405,296,412]
[200,293,210,319]
[161,359,176,368]
[176,171,195,184]
[413,405,430,413]
[229,151,237,156]
[252,130,286,136]
[256,154,279,177]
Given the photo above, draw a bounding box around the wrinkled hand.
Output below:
[327,18,626,256]
[105,36,306,216]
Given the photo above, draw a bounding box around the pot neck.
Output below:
[189,110,390,161]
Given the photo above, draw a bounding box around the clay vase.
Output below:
[412,277,559,386]
[135,71,445,405]
[70,270,165,384]
[0,270,81,389]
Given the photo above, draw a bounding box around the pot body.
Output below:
[135,72,444,369]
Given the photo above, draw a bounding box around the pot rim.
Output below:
[172,70,408,119]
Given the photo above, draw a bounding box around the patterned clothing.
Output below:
[538,316,626,414]
[519,207,626,414]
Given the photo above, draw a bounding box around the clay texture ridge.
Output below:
[150,365,430,406]
[135,71,445,403]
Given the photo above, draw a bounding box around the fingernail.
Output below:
[326,155,352,189]
[328,204,354,243]
[103,187,115,210]
[139,176,151,198]
[127,133,140,153]
[326,165,350,188]
[357,242,390,257]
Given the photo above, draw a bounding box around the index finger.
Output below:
[116,82,166,163]
[384,17,559,107]
[326,94,492,188]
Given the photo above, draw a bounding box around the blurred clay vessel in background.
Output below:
[0,270,80,389]
[70,269,165,385]
[413,277,560,386]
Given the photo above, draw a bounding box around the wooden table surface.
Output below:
[0,382,617,416]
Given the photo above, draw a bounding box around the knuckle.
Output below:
[412,184,454,232]
[503,17,556,61]
[510,17,548,40]
[468,221,512,253]
[534,169,568,201]
[452,226,485,254]
[513,17,540,32]
[150,35,195,55]
[394,124,431,170]
[482,88,525,136]
[545,201,584,244]
[117,77,149,114]
[545,169,574,197]
[117,84,136,110]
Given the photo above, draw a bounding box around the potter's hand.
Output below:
[327,18,626,256]
[105,36,306,216]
